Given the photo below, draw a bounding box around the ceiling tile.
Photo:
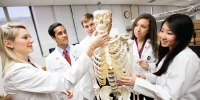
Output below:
[1,0,30,7]
[73,0,92,4]
[30,0,54,6]
[54,0,74,5]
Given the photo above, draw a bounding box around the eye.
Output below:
[23,36,28,39]
[168,33,173,35]
[94,15,100,20]
[57,32,62,35]
[85,25,89,28]
[103,14,109,19]
[90,23,94,26]
[142,26,146,28]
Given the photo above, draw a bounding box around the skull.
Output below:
[93,10,111,34]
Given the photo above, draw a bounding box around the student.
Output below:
[0,23,108,100]
[80,13,112,48]
[128,13,158,100]
[118,14,200,100]
[80,13,115,99]
[46,22,95,100]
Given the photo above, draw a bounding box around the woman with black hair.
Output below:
[118,14,200,100]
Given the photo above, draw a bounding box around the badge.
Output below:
[147,56,151,60]
[72,54,75,58]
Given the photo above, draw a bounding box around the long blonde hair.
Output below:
[0,23,30,77]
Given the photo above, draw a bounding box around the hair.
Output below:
[0,23,31,77]
[154,14,194,76]
[131,13,158,55]
[80,13,94,27]
[48,22,63,37]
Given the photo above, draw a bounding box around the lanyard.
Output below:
[135,38,146,59]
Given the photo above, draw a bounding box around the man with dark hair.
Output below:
[46,22,95,100]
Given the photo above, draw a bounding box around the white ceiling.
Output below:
[0,0,200,7]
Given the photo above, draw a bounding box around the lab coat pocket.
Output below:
[54,67,65,72]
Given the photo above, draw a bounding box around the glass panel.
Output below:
[0,7,7,26]
[7,6,42,58]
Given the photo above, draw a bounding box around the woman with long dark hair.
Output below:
[127,13,158,100]
[118,14,200,100]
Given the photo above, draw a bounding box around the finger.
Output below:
[118,78,126,83]
[136,74,140,77]
[119,76,129,80]
[130,72,135,77]
[92,30,98,37]
[100,32,108,40]
[137,60,141,63]
[66,92,69,96]
[102,31,108,37]
[140,60,145,62]
[68,92,73,98]
[104,41,108,45]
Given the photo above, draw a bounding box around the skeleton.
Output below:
[91,10,135,100]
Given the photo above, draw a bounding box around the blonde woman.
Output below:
[0,23,108,100]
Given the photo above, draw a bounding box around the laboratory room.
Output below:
[0,0,200,100]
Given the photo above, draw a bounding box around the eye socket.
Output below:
[103,14,109,19]
[94,15,100,20]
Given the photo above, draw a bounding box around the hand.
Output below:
[136,74,146,79]
[107,12,112,34]
[118,72,136,86]
[89,30,109,49]
[117,80,123,86]
[137,60,149,69]
[62,90,73,99]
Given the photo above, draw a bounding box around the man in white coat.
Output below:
[80,13,115,99]
[80,13,112,48]
[46,22,95,100]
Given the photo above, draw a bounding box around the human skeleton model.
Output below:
[90,10,135,100]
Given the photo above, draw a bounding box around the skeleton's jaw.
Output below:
[97,26,108,34]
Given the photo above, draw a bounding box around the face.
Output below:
[159,22,176,50]
[11,28,34,56]
[83,18,96,37]
[93,10,111,33]
[134,18,149,39]
[52,25,68,49]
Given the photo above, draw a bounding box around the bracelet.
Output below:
[88,45,95,50]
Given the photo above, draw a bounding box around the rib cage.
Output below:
[92,34,130,86]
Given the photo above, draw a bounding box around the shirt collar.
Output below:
[57,44,70,55]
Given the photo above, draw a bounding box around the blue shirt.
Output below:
[57,45,70,58]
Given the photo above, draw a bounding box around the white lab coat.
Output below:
[80,35,90,51]
[133,47,200,100]
[128,39,157,92]
[131,39,157,75]
[46,44,95,100]
[3,53,93,100]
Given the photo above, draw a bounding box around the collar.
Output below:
[57,45,70,56]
